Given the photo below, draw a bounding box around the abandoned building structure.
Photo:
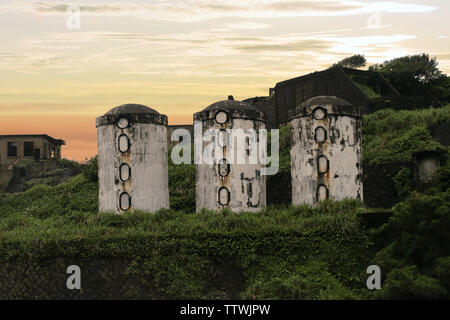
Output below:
[171,64,440,134]
[95,65,448,213]
[289,96,363,205]
[96,104,169,213]
[194,96,266,212]
[0,134,66,191]
[0,134,65,165]
[242,64,442,129]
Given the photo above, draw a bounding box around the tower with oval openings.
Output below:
[289,96,363,205]
[96,104,169,213]
[194,96,266,212]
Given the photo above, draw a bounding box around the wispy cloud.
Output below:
[1,0,436,22]
[1,27,416,76]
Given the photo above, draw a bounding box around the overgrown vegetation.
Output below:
[0,102,449,299]
[355,82,381,99]
[372,189,450,299]
[0,176,371,298]
[363,105,449,165]
[168,146,195,213]
[336,54,367,69]
[369,53,450,104]
[82,156,98,182]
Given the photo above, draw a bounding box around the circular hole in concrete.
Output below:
[312,107,327,120]
[215,111,228,124]
[117,117,129,129]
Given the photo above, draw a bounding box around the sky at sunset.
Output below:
[1,0,449,161]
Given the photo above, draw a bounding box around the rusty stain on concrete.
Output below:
[289,96,363,205]
[194,96,266,212]
[96,104,169,214]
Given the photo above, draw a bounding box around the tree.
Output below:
[369,54,445,97]
[336,54,367,69]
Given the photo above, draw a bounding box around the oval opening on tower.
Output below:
[218,129,228,148]
[312,107,327,120]
[317,185,329,202]
[318,156,329,174]
[119,163,131,182]
[117,117,129,129]
[218,187,230,206]
[118,134,130,153]
[218,158,230,177]
[215,111,228,124]
[315,126,327,144]
[119,192,131,211]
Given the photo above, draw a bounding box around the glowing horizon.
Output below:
[1,0,449,161]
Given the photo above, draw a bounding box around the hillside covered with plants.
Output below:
[0,105,449,299]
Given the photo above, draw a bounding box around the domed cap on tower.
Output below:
[288,96,361,121]
[194,95,265,122]
[96,103,168,127]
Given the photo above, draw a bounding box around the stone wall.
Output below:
[0,257,243,300]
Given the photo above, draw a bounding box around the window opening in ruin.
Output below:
[7,142,17,157]
[24,142,34,157]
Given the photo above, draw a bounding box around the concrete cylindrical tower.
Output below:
[96,104,169,213]
[194,96,266,212]
[289,96,363,205]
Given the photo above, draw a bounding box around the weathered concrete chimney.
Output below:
[96,104,169,213]
[289,96,363,205]
[194,97,266,212]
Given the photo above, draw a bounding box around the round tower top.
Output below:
[194,96,265,122]
[288,96,361,121]
[96,103,168,127]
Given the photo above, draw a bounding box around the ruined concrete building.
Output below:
[96,104,169,213]
[0,134,65,191]
[194,96,266,212]
[0,134,65,164]
[243,65,442,130]
[169,64,441,135]
[289,96,363,205]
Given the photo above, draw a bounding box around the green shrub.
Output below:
[168,146,195,213]
[57,158,80,170]
[393,168,413,199]
[375,265,447,300]
[363,106,449,165]
[373,189,450,299]
[241,259,361,300]
[82,156,98,182]
[433,257,450,290]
